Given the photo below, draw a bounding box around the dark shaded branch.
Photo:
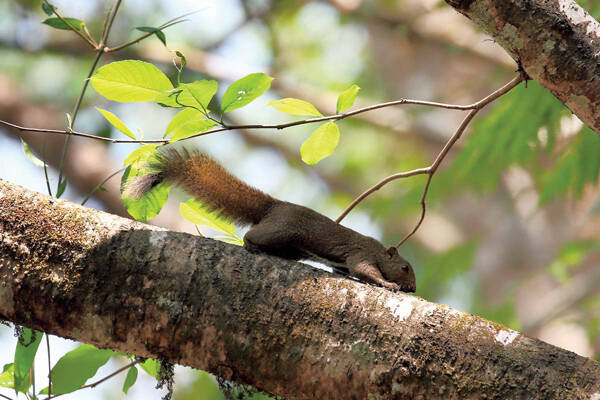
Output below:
[1,180,599,399]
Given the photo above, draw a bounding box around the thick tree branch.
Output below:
[444,0,600,134]
[1,180,600,399]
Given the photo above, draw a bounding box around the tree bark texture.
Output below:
[1,179,600,399]
[444,0,600,134]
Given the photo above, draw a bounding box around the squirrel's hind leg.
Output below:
[243,222,307,260]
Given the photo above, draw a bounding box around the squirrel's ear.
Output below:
[386,246,398,257]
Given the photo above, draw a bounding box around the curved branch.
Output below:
[335,76,523,247]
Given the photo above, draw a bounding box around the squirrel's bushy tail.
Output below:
[123,148,277,225]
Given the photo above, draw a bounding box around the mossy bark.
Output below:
[1,180,599,399]
[445,0,600,134]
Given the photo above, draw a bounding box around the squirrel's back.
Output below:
[124,148,277,225]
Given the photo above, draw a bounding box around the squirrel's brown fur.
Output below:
[123,147,416,292]
[158,149,276,225]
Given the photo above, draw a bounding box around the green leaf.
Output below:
[43,17,84,31]
[180,199,237,237]
[0,363,14,388]
[96,108,136,140]
[91,60,173,102]
[336,84,360,113]
[140,359,161,379]
[300,121,340,166]
[165,108,216,142]
[268,98,322,117]
[41,2,56,16]
[56,179,67,198]
[182,80,218,110]
[48,344,114,395]
[157,81,219,111]
[136,26,166,46]
[122,366,138,394]
[20,138,45,167]
[123,145,159,166]
[121,163,170,223]
[14,329,42,394]
[221,73,273,113]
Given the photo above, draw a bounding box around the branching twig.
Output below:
[105,10,202,53]
[56,0,122,196]
[335,75,524,248]
[1,120,168,144]
[0,80,521,146]
[45,1,97,49]
[46,360,139,400]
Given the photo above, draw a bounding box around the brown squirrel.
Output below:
[124,148,416,292]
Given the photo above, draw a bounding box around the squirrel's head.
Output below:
[378,246,416,293]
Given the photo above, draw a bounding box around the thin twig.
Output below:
[0,78,521,146]
[0,394,14,400]
[106,9,201,53]
[45,334,51,398]
[55,0,122,195]
[334,75,524,247]
[1,120,168,144]
[184,96,506,141]
[81,168,125,205]
[42,138,52,197]
[47,360,139,400]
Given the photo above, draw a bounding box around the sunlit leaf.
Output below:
[156,80,218,111]
[14,329,42,394]
[44,344,114,395]
[20,138,45,167]
[0,363,14,388]
[336,84,360,113]
[180,199,236,237]
[165,108,216,142]
[43,17,84,31]
[221,73,273,113]
[300,121,340,166]
[268,98,322,117]
[140,359,161,379]
[123,145,159,166]
[122,366,138,394]
[121,162,170,223]
[91,60,173,102]
[96,108,136,139]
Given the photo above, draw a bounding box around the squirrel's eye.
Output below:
[401,264,409,272]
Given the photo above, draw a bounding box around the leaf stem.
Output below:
[81,168,125,205]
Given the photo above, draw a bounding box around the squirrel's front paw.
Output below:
[379,280,400,291]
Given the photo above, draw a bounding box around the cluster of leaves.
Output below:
[89,59,361,241]
[0,328,164,398]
